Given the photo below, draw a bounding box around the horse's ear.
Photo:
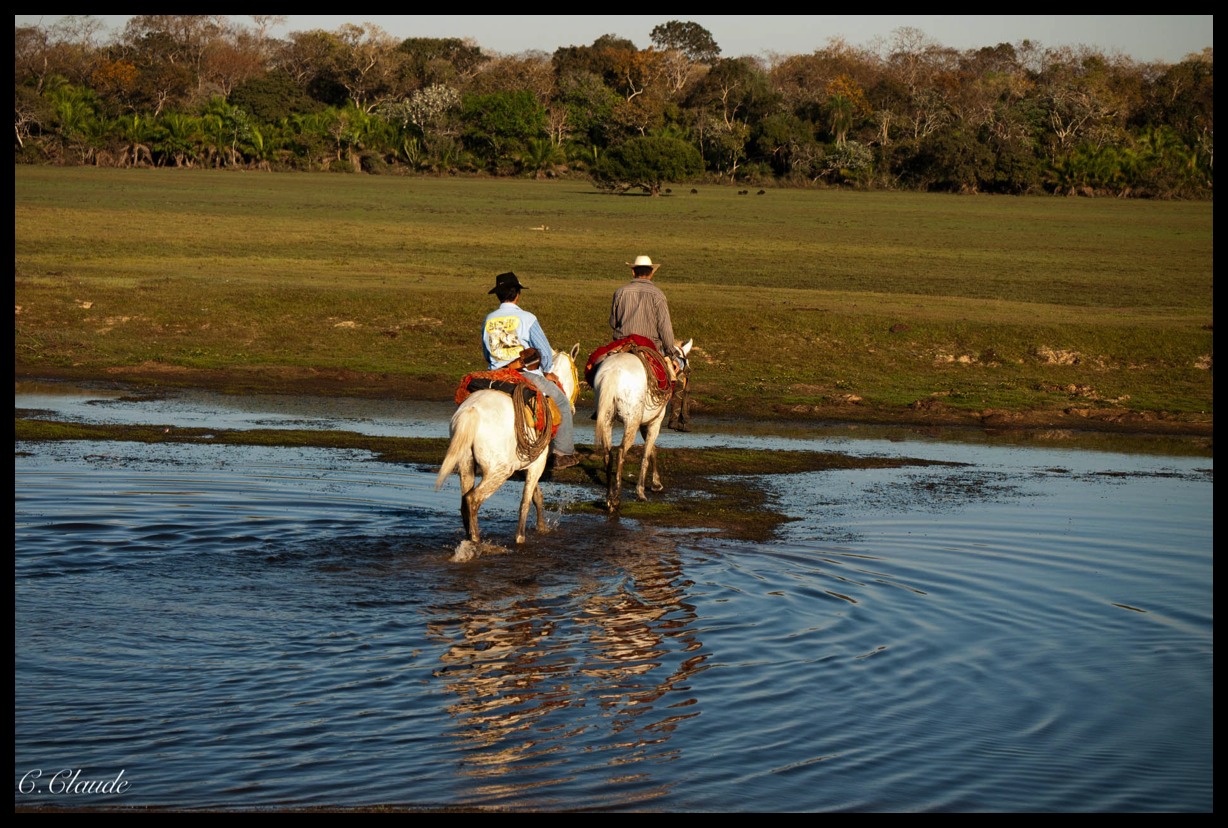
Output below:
[570,342,580,361]
[680,339,693,357]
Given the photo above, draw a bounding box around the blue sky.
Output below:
[14,15,1213,64]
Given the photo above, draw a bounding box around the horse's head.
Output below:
[672,339,694,380]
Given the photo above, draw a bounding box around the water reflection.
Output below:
[424,528,708,807]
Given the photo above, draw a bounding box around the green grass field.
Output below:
[14,166,1213,427]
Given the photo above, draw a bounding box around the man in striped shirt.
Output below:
[605,255,691,431]
[610,255,677,361]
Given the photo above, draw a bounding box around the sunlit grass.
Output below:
[15,166,1213,421]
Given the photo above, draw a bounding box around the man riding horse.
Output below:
[607,255,690,430]
[482,272,579,469]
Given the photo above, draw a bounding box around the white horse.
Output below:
[593,339,692,511]
[435,344,580,545]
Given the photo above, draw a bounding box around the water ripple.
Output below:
[14,433,1212,812]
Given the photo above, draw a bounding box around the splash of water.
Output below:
[449,539,511,562]
[541,488,587,532]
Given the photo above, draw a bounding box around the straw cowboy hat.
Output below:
[626,255,661,275]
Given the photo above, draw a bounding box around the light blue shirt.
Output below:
[482,302,554,375]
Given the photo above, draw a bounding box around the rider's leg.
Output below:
[522,372,575,457]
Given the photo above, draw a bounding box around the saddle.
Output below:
[584,335,672,392]
[453,367,561,438]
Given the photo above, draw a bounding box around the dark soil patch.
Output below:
[16,362,1214,440]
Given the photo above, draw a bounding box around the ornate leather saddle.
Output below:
[454,367,560,438]
[584,335,671,392]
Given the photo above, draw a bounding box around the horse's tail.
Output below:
[592,372,616,460]
[435,404,479,490]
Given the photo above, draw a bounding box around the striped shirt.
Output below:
[609,278,676,354]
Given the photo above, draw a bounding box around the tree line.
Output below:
[14,15,1214,198]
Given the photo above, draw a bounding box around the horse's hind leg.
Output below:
[462,489,480,543]
[458,459,477,540]
[638,416,666,498]
[636,424,659,496]
[517,458,549,544]
[465,470,510,544]
[606,445,624,512]
[643,447,663,496]
[531,484,547,534]
[594,401,615,467]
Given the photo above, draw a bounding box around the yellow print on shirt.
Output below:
[485,315,524,363]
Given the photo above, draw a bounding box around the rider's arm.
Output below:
[527,321,554,374]
[481,329,495,369]
[655,294,676,356]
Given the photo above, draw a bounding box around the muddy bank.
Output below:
[14,361,1213,543]
[15,362,1215,440]
[15,414,969,543]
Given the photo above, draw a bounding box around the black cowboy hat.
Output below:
[489,271,525,294]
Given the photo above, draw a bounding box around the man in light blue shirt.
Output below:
[482,272,577,469]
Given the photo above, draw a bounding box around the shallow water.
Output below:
[14,384,1214,812]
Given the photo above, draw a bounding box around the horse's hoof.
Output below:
[651,483,665,493]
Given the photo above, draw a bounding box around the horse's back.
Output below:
[594,352,667,422]
[453,388,513,430]
[593,352,644,394]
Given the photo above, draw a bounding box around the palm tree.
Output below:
[327,103,387,171]
[154,112,201,167]
[286,111,339,170]
[46,82,100,163]
[114,114,155,168]
[520,137,566,178]
[201,98,263,167]
[827,94,854,148]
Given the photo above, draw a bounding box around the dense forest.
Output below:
[14,15,1214,198]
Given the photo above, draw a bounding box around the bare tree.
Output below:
[650,20,720,98]
[333,22,406,112]
[121,15,229,104]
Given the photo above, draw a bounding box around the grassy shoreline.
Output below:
[14,360,1213,441]
[16,167,1213,441]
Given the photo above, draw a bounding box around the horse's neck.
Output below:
[554,355,576,400]
[561,355,587,407]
